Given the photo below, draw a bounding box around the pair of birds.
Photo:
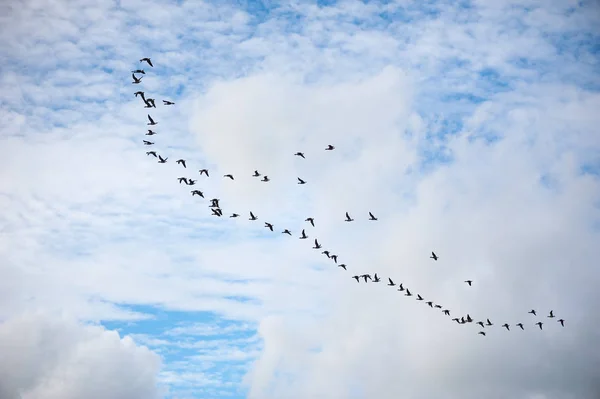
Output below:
[135,91,175,107]
[344,212,378,222]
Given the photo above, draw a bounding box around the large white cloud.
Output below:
[0,312,162,399]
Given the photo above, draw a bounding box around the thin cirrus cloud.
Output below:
[0,0,599,398]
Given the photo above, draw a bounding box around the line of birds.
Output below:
[131,58,566,337]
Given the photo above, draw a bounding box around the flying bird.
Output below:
[224,174,234,180]
[547,310,555,318]
[140,57,153,67]
[132,73,143,84]
[146,151,157,157]
[282,229,292,235]
[535,322,543,330]
[478,331,486,336]
[372,273,380,282]
[134,91,145,98]
[299,229,308,239]
[345,212,354,222]
[178,177,188,184]
[145,130,157,136]
[211,208,222,217]
[466,314,473,323]
[464,280,473,286]
[249,212,258,221]
[230,213,240,218]
[405,289,412,297]
[368,212,377,221]
[426,301,433,308]
[338,264,347,270]
[397,283,404,291]
[322,250,330,258]
[261,176,270,182]
[210,199,220,208]
[294,152,305,158]
[528,310,537,316]
[265,222,274,231]
[144,98,156,108]
[298,177,306,185]
[452,318,460,323]
[176,159,186,168]
[158,155,167,163]
[187,179,196,186]
[163,100,175,105]
[516,323,524,330]
[502,324,510,331]
[147,114,157,125]
[191,190,204,197]
[558,319,565,327]
[131,69,145,74]
[434,304,442,309]
[253,170,261,177]
[352,275,360,283]
[143,140,154,145]
[416,294,423,301]
[361,274,372,282]
[430,252,438,261]
[313,239,321,249]
[325,145,335,150]
[199,169,209,177]
[442,309,450,316]
[330,255,338,263]
[387,278,395,286]
[477,321,485,328]
[486,319,493,326]
[305,217,315,227]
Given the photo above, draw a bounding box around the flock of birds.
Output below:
[132,58,566,337]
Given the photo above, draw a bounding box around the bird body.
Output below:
[140,57,153,67]
[298,177,306,184]
[249,212,258,221]
[265,223,274,231]
[294,152,305,158]
[158,155,167,163]
[299,229,307,239]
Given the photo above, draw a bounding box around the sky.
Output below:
[0,0,599,398]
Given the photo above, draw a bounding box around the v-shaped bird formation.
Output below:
[131,59,566,337]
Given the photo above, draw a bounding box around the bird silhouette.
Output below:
[352,275,360,283]
[158,155,167,163]
[397,283,404,291]
[187,179,196,186]
[230,213,240,218]
[163,100,175,105]
[199,169,209,177]
[330,255,338,263]
[265,222,274,231]
[261,176,270,182]
[361,274,372,282]
[502,324,510,331]
[132,69,145,74]
[282,229,292,235]
[547,310,555,318]
[191,190,204,197]
[147,114,157,125]
[299,229,308,239]
[535,322,543,330]
[387,278,395,286]
[345,212,354,222]
[176,159,186,168]
[516,323,524,330]
[368,212,377,221]
[224,174,234,180]
[528,309,537,316]
[305,217,315,227]
[146,151,157,157]
[464,280,473,286]
[477,321,485,327]
[430,251,438,261]
[294,152,305,158]
[478,331,486,336]
[145,130,157,136]
[486,319,493,326]
[132,73,143,84]
[426,301,433,308]
[443,309,450,316]
[322,250,330,258]
[313,239,321,249]
[178,177,188,184]
[297,177,306,185]
[372,273,380,282]
[405,289,412,297]
[211,208,222,217]
[140,57,153,67]
[325,145,335,150]
[416,294,423,301]
[143,140,153,145]
[253,170,261,177]
[338,264,347,270]
[558,319,565,327]
[249,212,258,221]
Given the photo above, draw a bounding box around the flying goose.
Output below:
[452,318,460,323]
[397,283,404,291]
[313,239,321,249]
[140,57,153,67]
[502,324,510,331]
[430,252,438,261]
[426,301,433,308]
[486,319,493,326]
[405,289,412,297]
[464,280,473,286]
[224,174,234,180]
[261,176,270,182]
[434,304,442,309]
[322,250,330,258]
[443,309,450,316]
[210,199,220,208]
[361,274,372,282]
[387,278,395,286]
[265,222,274,231]
[253,170,261,177]
[134,91,145,98]
[345,212,354,222]
[305,217,315,227]
[230,213,240,218]
[249,212,258,221]
[144,98,156,108]
[178,177,188,184]
[132,73,143,84]
[338,264,347,270]
[186,179,196,186]
[477,321,485,328]
[158,155,167,163]
[211,208,222,217]
[131,69,145,74]
[163,100,175,105]
[416,294,423,301]
[191,190,204,197]
[325,145,335,150]
[547,310,555,318]
[478,331,486,336]
[516,323,524,330]
[466,314,473,323]
[330,255,338,263]
[143,140,154,145]
[299,229,308,239]
[298,177,306,185]
[558,319,565,327]
[528,310,537,316]
[368,212,377,221]
[372,273,380,282]
[146,151,157,157]
[199,169,209,176]
[145,130,157,136]
[294,152,305,158]
[147,114,157,125]
[535,322,543,330]
[352,275,360,283]
[282,229,292,235]
[176,159,186,168]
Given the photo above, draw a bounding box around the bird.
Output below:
[464,280,473,286]
[416,294,423,301]
[145,130,157,136]
[134,91,145,98]
[502,324,510,331]
[158,155,167,163]
[325,145,335,150]
[516,323,524,330]
[261,176,270,182]
[558,319,565,327]
[330,255,338,263]
[298,177,306,185]
[282,229,292,235]
[352,276,360,283]
[478,331,486,336]
[163,100,175,105]
[547,310,555,318]
[140,57,153,67]
[535,322,543,330]
[372,273,380,282]
[144,98,156,108]
[132,73,143,84]
[176,159,186,168]
[345,212,354,222]
[322,250,330,258]
[361,274,372,282]
[397,283,405,291]
[146,151,157,157]
[224,174,234,180]
[143,140,154,145]
[486,319,493,326]
[430,251,438,261]
[368,212,377,221]
[477,321,485,328]
[338,264,347,270]
[305,217,315,227]
[443,309,450,316]
[147,115,157,125]
[131,69,145,74]
[452,318,460,323]
[230,213,239,218]
[191,190,204,197]
[528,310,537,316]
[187,179,196,186]
[178,177,188,184]
[466,314,473,323]
[265,222,274,231]
[253,170,261,177]
[199,169,209,177]
[210,199,220,208]
[405,289,412,297]
[313,239,321,249]
[294,152,305,158]
[249,212,258,221]
[387,278,395,286]
[426,301,433,308]
[460,317,466,324]
[211,208,222,217]
[434,304,442,309]
[299,229,308,239]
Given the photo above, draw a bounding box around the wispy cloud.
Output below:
[1,0,599,398]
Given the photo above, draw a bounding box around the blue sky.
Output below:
[1,0,600,398]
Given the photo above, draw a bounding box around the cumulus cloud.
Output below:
[0,312,162,399]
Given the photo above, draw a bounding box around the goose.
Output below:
[261,176,270,182]
[426,301,433,308]
[352,275,360,283]
[486,319,493,326]
[146,151,157,157]
[345,212,354,222]
[405,289,412,297]
[178,177,188,184]
[330,255,338,263]
[558,319,565,327]
[535,322,543,330]
[434,304,442,309]
[211,208,222,217]
[442,309,450,316]
[163,100,175,105]
[210,199,220,208]
[466,314,473,323]
[131,69,145,74]
[158,155,167,163]
[416,294,423,301]
[528,310,537,316]
[322,250,330,258]
[132,73,143,84]
[265,222,274,231]
[547,310,555,318]
[478,331,486,336]
[176,159,186,168]
[368,212,377,221]
[325,145,335,150]
[516,323,524,330]
[338,264,347,270]
[305,217,315,227]
[452,318,460,323]
[224,174,234,180]
[460,317,466,324]
[297,177,306,184]
[191,190,204,197]
[313,239,321,249]
[502,324,510,331]
[430,252,438,261]
[253,170,261,177]
[397,283,405,291]
[299,229,308,239]
[387,278,395,286]
[282,229,292,235]
[372,273,380,282]
[140,57,153,67]
[361,274,372,282]
[464,280,473,286]
[186,179,196,186]
[143,140,154,145]
[294,152,305,158]
[230,213,240,218]
[199,169,209,177]
[145,130,157,136]
[147,114,157,125]
[249,212,258,221]
[477,321,485,328]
